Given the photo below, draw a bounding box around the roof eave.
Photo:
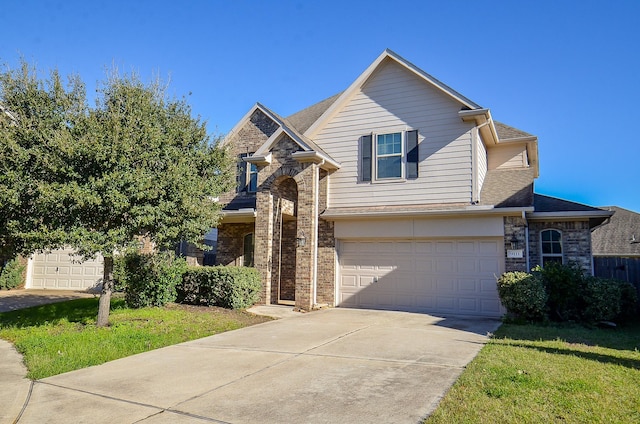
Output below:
[291,151,341,170]
[459,108,500,146]
[527,211,614,220]
[220,209,256,224]
[322,206,534,221]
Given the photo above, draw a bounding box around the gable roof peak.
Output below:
[303,49,482,138]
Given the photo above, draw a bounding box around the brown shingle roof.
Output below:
[286,92,343,134]
[592,206,640,257]
[533,194,606,213]
[494,121,533,140]
[480,168,535,207]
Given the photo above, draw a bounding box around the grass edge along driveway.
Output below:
[427,321,640,424]
[0,297,271,379]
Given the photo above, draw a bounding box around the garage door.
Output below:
[30,248,103,290]
[338,239,504,317]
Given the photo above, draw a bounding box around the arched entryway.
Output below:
[270,176,298,305]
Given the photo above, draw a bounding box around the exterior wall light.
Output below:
[510,234,520,250]
[296,232,306,248]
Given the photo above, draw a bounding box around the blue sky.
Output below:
[3,0,639,212]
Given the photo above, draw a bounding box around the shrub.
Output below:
[116,251,188,308]
[534,262,584,321]
[178,266,262,309]
[0,258,25,290]
[617,281,639,321]
[497,271,548,322]
[580,276,622,322]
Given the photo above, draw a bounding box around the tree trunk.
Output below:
[97,255,114,327]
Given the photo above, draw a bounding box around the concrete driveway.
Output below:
[16,308,499,424]
[0,289,95,313]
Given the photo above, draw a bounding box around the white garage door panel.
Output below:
[30,248,103,290]
[338,239,504,317]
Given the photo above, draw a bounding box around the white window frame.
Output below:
[374,131,405,181]
[540,229,563,266]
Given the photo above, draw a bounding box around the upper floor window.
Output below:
[237,153,258,193]
[541,229,563,266]
[248,163,258,192]
[377,133,402,179]
[360,130,418,182]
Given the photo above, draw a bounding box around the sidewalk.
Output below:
[0,289,96,423]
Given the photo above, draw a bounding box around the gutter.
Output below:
[322,206,534,220]
[526,211,614,220]
[291,151,341,170]
[220,209,257,223]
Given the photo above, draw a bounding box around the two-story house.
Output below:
[217,49,612,317]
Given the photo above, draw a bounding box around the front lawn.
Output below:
[0,297,271,379]
[427,321,640,423]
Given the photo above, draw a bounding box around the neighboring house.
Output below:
[216,49,612,317]
[23,237,156,291]
[25,248,104,290]
[592,206,640,285]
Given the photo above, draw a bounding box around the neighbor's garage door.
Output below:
[30,248,103,290]
[338,239,504,317]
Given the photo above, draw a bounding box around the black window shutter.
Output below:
[237,153,248,192]
[406,130,419,179]
[361,134,372,182]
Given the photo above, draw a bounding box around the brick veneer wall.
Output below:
[217,112,336,310]
[503,216,527,272]
[216,223,255,266]
[219,109,278,205]
[528,220,593,274]
[317,169,335,305]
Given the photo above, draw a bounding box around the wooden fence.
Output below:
[593,257,640,303]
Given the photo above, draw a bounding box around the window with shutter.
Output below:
[359,130,419,182]
[360,134,372,182]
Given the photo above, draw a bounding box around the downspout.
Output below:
[471,126,479,203]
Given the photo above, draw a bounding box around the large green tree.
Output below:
[0,63,233,326]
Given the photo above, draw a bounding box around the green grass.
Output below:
[427,321,640,424]
[0,297,271,379]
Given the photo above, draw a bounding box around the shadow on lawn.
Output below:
[507,342,640,370]
[495,320,640,350]
[0,298,126,327]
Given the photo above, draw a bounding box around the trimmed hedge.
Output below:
[178,266,262,309]
[0,258,25,290]
[497,263,639,324]
[115,251,188,308]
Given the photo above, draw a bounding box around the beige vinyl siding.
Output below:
[315,59,474,208]
[488,144,528,170]
[476,130,488,198]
